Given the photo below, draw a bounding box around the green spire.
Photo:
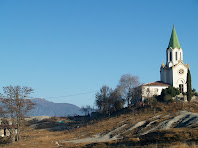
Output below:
[168,25,181,49]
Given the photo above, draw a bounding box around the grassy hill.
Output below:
[1,101,198,148]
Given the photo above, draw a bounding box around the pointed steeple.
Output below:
[168,25,181,49]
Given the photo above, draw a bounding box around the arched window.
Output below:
[170,52,172,61]
[179,84,183,93]
[176,52,178,60]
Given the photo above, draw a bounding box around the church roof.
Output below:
[168,25,181,49]
[172,60,189,69]
[143,81,170,86]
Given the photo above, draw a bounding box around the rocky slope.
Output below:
[62,110,198,144]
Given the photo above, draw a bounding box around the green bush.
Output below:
[157,86,180,103]
[150,97,157,105]
[164,94,173,103]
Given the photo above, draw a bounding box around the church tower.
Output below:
[160,25,189,93]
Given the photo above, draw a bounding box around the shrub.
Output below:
[150,97,157,105]
[164,94,173,103]
[157,86,180,103]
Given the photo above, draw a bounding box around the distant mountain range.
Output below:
[29,98,82,117]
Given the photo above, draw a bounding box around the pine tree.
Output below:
[187,69,192,102]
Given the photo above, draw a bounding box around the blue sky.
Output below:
[0,0,198,107]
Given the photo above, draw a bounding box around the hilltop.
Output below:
[1,101,198,148]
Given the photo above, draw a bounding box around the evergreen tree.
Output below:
[187,69,192,102]
[157,86,180,103]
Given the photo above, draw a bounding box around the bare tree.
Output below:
[95,85,112,115]
[81,105,93,116]
[95,85,125,115]
[0,85,35,142]
[117,74,140,106]
[109,88,125,112]
[131,86,141,104]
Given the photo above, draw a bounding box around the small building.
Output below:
[0,125,17,137]
[0,119,17,137]
[141,81,170,101]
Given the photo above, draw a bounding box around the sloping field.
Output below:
[61,110,198,145]
[2,102,198,148]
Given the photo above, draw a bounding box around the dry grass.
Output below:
[168,142,196,148]
[1,101,198,148]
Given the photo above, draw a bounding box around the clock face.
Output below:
[178,69,184,74]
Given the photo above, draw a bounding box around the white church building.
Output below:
[141,25,189,101]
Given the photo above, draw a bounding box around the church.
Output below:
[140,25,189,101]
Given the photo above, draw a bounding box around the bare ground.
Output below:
[1,101,198,148]
[60,110,198,145]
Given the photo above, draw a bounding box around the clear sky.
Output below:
[0,0,198,107]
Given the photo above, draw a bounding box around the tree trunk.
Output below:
[127,97,129,107]
[10,127,16,143]
[16,125,20,141]
[133,107,135,116]
[16,117,21,141]
[154,107,156,115]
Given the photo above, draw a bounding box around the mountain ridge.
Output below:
[29,98,82,117]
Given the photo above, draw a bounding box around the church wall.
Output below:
[172,48,183,65]
[180,49,183,61]
[142,85,168,101]
[160,68,165,82]
[167,49,173,67]
[172,48,179,65]
[172,63,188,92]
[166,47,183,68]
[167,68,173,85]
[161,68,173,85]
[160,68,167,83]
